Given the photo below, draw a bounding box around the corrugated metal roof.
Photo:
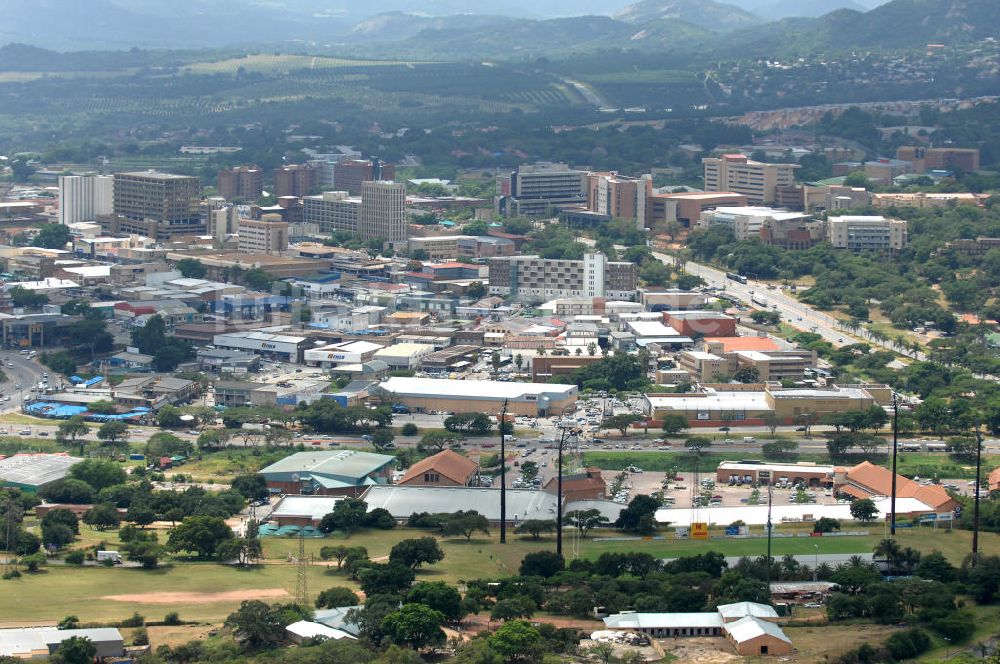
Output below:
[725,616,791,644]
[717,602,778,620]
[380,377,576,400]
[604,612,724,629]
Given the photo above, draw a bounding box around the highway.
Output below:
[0,351,50,413]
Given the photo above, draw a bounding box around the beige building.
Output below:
[488,253,638,303]
[678,350,728,382]
[702,154,798,205]
[827,215,907,252]
[407,235,467,260]
[360,181,407,247]
[107,171,203,240]
[378,376,578,417]
[237,217,289,254]
[303,191,361,234]
[871,192,989,209]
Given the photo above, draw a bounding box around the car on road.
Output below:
[18,429,31,435]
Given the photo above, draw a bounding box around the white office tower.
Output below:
[58,175,113,224]
[359,181,407,247]
[583,252,606,298]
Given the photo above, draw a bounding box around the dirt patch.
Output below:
[659,639,738,664]
[146,624,218,649]
[102,589,290,604]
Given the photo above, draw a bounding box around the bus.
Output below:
[726,272,748,284]
[750,295,770,308]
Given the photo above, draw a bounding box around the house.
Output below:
[258,450,396,497]
[834,461,960,513]
[542,467,606,501]
[397,449,478,487]
[989,467,1000,494]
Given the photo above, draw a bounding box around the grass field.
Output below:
[182,54,418,75]
[6,523,995,628]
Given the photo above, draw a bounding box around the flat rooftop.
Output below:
[0,454,82,488]
[380,377,577,400]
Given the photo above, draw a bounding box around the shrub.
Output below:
[163,612,181,625]
[401,423,418,436]
[119,612,145,628]
[64,551,85,566]
[131,627,149,646]
[885,628,932,660]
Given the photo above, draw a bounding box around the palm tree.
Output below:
[587,342,597,357]
[874,538,902,575]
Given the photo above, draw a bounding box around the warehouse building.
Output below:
[213,330,311,364]
[0,454,82,492]
[717,461,835,488]
[378,376,578,416]
[270,495,343,527]
[0,627,124,659]
[304,340,383,368]
[372,343,433,370]
[258,450,396,497]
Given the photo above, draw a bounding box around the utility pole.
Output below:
[973,423,983,565]
[556,428,565,557]
[766,481,773,588]
[499,400,508,544]
[295,531,308,606]
[890,393,899,537]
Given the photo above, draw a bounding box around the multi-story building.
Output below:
[647,191,749,229]
[698,206,812,242]
[206,199,239,241]
[759,215,825,250]
[702,154,798,205]
[585,172,651,228]
[359,181,407,247]
[217,165,263,201]
[863,158,913,186]
[302,191,361,234]
[237,217,289,254]
[827,215,908,252]
[333,158,394,195]
[107,171,203,240]
[58,174,113,225]
[273,164,317,198]
[896,146,980,174]
[488,252,637,302]
[497,162,587,217]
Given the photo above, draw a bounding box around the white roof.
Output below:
[655,496,934,526]
[272,495,343,521]
[725,616,791,644]
[717,602,779,620]
[380,376,577,401]
[604,612,723,630]
[627,321,681,337]
[5,279,79,291]
[685,350,723,361]
[646,391,772,413]
[62,265,112,278]
[285,621,355,640]
[719,461,835,475]
[374,343,433,358]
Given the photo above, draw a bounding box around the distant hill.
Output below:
[614,0,763,32]
[732,0,869,19]
[347,12,518,42]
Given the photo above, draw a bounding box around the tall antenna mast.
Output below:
[295,531,308,606]
[499,399,509,544]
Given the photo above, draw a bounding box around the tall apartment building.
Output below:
[273,164,317,198]
[333,158,395,195]
[497,162,587,217]
[303,191,361,234]
[702,154,798,205]
[488,252,637,302]
[205,197,239,241]
[698,206,812,242]
[217,165,263,201]
[586,172,651,228]
[58,174,113,225]
[827,215,908,252]
[897,146,980,173]
[237,216,289,254]
[359,181,407,247]
[107,171,203,240]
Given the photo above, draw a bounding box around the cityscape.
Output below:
[1,1,1000,663]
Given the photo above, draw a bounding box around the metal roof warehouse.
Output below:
[0,454,82,491]
[258,450,395,497]
[378,376,578,416]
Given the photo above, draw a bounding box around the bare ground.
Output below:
[102,589,290,604]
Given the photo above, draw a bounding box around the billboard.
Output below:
[691,522,709,540]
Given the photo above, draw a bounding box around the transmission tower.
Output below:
[4,496,15,574]
[295,532,308,606]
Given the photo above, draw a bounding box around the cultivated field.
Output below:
[182,54,420,75]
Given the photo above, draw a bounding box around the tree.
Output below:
[615,495,661,533]
[441,511,490,541]
[467,281,487,298]
[401,423,418,436]
[97,421,130,452]
[518,551,564,578]
[8,286,48,309]
[371,429,396,452]
[225,600,286,650]
[605,414,643,437]
[406,582,464,622]
[488,620,542,664]
[419,431,454,453]
[122,539,166,569]
[661,414,688,435]
[318,498,368,536]
[381,603,446,650]
[217,536,263,566]
[231,475,268,502]
[40,479,94,505]
[20,551,47,571]
[359,563,416,597]
[167,515,234,559]
[32,224,71,250]
[639,260,670,286]
[316,587,360,609]
[733,366,760,383]
[519,461,539,484]
[683,436,712,453]
[565,508,609,538]
[813,517,841,533]
[56,417,90,451]
[762,412,780,436]
[156,406,183,429]
[514,519,554,541]
[389,537,444,569]
[69,459,126,492]
[83,503,121,531]
[761,440,798,458]
[850,498,878,523]
[490,597,535,622]
[175,258,207,279]
[198,428,231,451]
[49,636,96,664]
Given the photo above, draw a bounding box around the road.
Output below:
[0,352,49,412]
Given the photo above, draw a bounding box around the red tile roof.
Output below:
[398,449,478,486]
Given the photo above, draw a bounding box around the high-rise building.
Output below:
[585,172,651,228]
[238,216,289,254]
[273,164,318,198]
[333,158,395,195]
[827,215,908,252]
[217,165,263,201]
[896,146,981,174]
[488,252,637,302]
[702,154,798,205]
[496,162,587,217]
[205,197,239,241]
[107,171,203,240]
[58,174,113,225]
[359,181,407,247]
[303,191,362,234]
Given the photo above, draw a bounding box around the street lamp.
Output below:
[556,426,580,558]
[890,393,899,537]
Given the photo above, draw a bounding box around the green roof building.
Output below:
[259,450,395,497]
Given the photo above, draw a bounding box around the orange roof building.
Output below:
[543,467,606,502]
[397,449,479,488]
[988,467,1000,494]
[704,336,781,353]
[835,461,960,513]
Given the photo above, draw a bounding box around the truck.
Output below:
[743,436,756,444]
[97,550,122,564]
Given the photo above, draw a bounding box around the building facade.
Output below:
[488,253,637,303]
[274,164,317,198]
[58,174,113,225]
[217,165,263,201]
[237,217,289,254]
[359,181,407,247]
[108,171,203,240]
[827,215,908,252]
[702,154,798,205]
[497,162,588,217]
[303,191,361,234]
[333,158,395,195]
